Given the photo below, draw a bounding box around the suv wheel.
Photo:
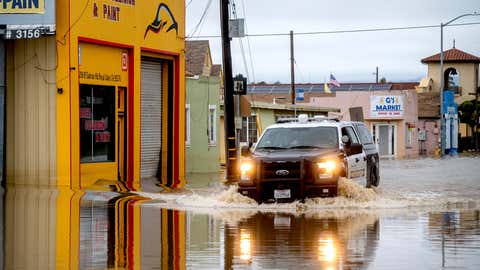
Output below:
[368,166,379,187]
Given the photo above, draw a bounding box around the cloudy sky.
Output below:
[186,0,480,84]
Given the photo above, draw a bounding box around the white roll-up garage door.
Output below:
[141,59,162,178]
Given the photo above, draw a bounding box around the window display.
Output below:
[80,84,116,162]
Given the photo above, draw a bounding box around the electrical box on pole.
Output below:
[229,18,245,38]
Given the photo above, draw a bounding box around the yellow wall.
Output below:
[6,37,57,185]
[427,62,479,104]
[55,0,186,188]
[4,186,58,269]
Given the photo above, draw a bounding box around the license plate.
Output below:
[274,189,291,199]
[274,215,291,228]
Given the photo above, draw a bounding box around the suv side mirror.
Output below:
[346,143,363,156]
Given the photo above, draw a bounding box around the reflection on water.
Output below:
[221,213,379,270]
[2,184,480,269]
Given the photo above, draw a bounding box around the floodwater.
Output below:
[2,157,480,269]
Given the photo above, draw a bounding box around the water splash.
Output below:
[138,176,479,214]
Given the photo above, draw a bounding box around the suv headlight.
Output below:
[316,160,336,179]
[240,161,254,182]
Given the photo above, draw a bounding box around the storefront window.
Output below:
[208,105,216,145]
[240,116,258,144]
[80,84,116,163]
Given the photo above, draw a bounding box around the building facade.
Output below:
[306,89,419,159]
[419,47,480,143]
[2,0,186,189]
[246,83,419,159]
[185,41,223,174]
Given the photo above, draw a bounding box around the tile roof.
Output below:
[185,40,210,76]
[421,48,480,63]
[390,82,419,90]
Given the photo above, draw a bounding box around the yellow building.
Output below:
[419,46,480,138]
[5,0,186,189]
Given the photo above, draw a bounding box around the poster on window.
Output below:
[370,96,404,118]
[80,84,115,163]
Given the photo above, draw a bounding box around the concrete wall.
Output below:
[6,37,57,185]
[305,90,419,159]
[185,76,221,174]
[427,62,479,104]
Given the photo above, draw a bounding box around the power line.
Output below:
[187,21,480,39]
[240,0,256,83]
[186,0,213,39]
[232,0,250,80]
[294,60,306,83]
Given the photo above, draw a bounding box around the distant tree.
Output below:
[379,77,387,83]
[273,80,282,85]
[256,81,267,85]
[458,99,480,140]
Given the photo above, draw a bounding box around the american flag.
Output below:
[329,74,340,87]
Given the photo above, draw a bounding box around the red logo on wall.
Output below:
[121,53,128,71]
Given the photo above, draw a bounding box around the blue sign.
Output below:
[296,88,304,101]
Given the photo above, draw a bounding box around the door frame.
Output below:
[371,122,397,158]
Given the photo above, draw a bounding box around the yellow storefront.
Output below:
[5,0,185,189]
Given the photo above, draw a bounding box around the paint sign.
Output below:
[370,96,403,118]
[0,0,55,40]
[0,0,45,14]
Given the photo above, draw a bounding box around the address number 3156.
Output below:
[15,29,41,39]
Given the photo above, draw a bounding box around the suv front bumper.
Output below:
[238,177,338,202]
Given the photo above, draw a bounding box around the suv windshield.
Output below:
[256,127,338,150]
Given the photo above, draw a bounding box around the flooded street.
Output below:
[2,157,480,269]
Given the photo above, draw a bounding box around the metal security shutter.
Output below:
[141,59,162,178]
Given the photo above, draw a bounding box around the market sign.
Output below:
[0,0,45,13]
[370,96,404,118]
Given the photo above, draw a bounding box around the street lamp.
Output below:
[439,12,479,156]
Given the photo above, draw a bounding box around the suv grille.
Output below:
[262,161,301,180]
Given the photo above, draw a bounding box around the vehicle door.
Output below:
[341,126,367,178]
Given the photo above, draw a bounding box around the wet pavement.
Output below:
[2,157,480,269]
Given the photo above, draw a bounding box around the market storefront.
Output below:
[306,89,419,159]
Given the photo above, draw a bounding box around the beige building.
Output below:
[418,46,480,138]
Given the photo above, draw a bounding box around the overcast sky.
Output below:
[186,0,480,84]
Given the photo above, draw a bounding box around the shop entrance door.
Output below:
[80,84,118,183]
[140,59,163,179]
[373,123,396,158]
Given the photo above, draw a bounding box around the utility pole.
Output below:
[290,30,295,105]
[375,66,379,83]
[220,0,238,182]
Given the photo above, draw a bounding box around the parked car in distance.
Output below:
[238,114,380,202]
